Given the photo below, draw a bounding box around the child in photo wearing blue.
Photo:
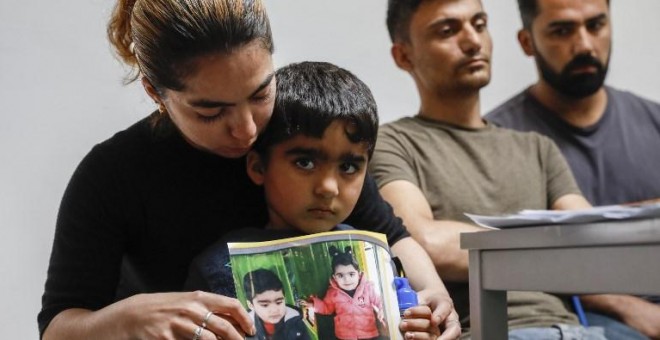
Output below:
[243,268,310,340]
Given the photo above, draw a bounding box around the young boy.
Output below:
[245,61,377,235]
[185,61,455,339]
[243,268,309,340]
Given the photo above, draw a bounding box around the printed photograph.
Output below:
[228,230,402,340]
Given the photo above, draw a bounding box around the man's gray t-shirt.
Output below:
[369,116,582,332]
[486,86,660,205]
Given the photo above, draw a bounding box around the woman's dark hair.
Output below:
[252,61,379,162]
[107,0,273,92]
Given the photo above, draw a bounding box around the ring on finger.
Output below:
[192,325,204,340]
[202,311,214,328]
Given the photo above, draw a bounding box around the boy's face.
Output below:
[333,264,360,291]
[247,289,287,324]
[248,120,369,233]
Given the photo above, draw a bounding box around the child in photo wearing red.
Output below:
[303,246,386,340]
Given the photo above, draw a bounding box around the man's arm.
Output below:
[550,193,592,210]
[581,294,660,339]
[552,194,660,339]
[382,180,487,282]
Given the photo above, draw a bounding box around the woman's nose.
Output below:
[229,108,258,144]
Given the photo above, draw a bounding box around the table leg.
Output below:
[469,250,507,340]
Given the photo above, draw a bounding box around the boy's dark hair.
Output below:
[386,0,427,42]
[243,268,283,301]
[517,0,610,29]
[329,245,360,273]
[252,61,378,162]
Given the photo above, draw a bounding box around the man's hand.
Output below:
[582,294,660,339]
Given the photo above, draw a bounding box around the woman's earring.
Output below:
[157,103,166,115]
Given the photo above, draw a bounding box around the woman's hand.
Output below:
[399,305,439,339]
[123,291,255,340]
[390,237,461,338]
[44,291,255,340]
[399,304,460,340]
[415,288,461,340]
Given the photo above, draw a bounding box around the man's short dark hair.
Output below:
[253,61,379,160]
[386,0,425,42]
[243,268,283,301]
[517,0,610,29]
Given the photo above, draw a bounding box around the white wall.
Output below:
[1,0,658,338]
[265,0,660,122]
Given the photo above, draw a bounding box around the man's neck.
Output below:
[417,90,485,128]
[529,82,608,128]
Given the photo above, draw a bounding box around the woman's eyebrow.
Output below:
[188,72,275,108]
[249,72,275,97]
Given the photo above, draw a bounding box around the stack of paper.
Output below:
[465,202,660,229]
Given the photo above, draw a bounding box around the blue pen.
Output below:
[572,295,589,326]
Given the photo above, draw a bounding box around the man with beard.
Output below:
[370,0,608,338]
[486,0,660,339]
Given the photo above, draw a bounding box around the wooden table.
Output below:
[460,218,660,340]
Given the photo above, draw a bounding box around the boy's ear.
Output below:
[246,151,265,185]
[518,29,535,56]
[246,300,254,310]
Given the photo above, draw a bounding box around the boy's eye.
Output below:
[340,162,359,174]
[295,158,315,170]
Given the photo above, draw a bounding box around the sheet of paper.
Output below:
[465,202,660,229]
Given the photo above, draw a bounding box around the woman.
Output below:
[39,0,460,339]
